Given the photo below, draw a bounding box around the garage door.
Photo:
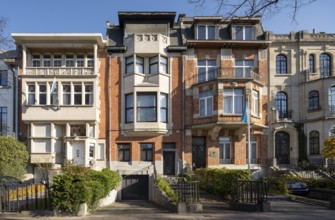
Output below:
[121,175,149,200]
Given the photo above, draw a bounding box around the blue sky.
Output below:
[1,0,334,39]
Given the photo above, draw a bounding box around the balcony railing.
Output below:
[278,110,293,120]
[220,159,232,164]
[25,67,94,76]
[304,68,335,82]
[190,67,263,85]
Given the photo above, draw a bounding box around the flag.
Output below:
[50,77,58,94]
[241,97,249,123]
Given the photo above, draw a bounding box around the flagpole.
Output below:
[247,94,251,172]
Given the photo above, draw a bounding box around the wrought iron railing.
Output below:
[231,180,268,205]
[177,179,200,204]
[278,110,293,119]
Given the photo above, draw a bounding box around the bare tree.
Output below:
[0,17,13,52]
[189,0,316,21]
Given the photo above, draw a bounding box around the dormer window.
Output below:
[234,25,253,40]
[197,25,216,40]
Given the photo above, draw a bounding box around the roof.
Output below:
[118,11,176,27]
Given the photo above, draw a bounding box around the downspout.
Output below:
[11,64,18,138]
[107,55,111,168]
[181,52,185,172]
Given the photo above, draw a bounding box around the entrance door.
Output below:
[163,151,175,175]
[275,131,290,164]
[121,175,148,200]
[192,137,206,169]
[72,142,85,165]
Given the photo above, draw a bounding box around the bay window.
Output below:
[199,90,213,117]
[125,93,134,123]
[197,60,216,83]
[223,88,244,114]
[160,93,168,123]
[137,93,157,122]
[251,90,259,116]
[235,60,253,77]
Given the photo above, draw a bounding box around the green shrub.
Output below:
[155,176,178,204]
[195,168,250,199]
[51,167,121,214]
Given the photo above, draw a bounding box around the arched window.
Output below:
[329,85,335,114]
[320,53,331,77]
[309,131,319,155]
[276,92,288,119]
[309,54,315,73]
[308,90,319,111]
[276,55,287,74]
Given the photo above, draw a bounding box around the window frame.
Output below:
[235,59,254,77]
[251,90,259,116]
[160,93,168,123]
[125,93,134,123]
[0,107,7,136]
[309,54,315,73]
[38,83,47,105]
[329,85,335,114]
[223,88,244,114]
[199,90,213,117]
[246,137,258,164]
[27,83,36,105]
[197,24,216,40]
[0,70,8,86]
[140,143,153,161]
[137,92,157,122]
[276,54,287,74]
[76,55,85,67]
[197,59,216,83]
[276,92,288,118]
[84,83,94,105]
[309,130,320,155]
[320,53,331,77]
[43,55,51,67]
[87,55,94,68]
[308,90,319,111]
[65,55,74,67]
[73,83,82,105]
[219,136,232,164]
[234,25,254,40]
[32,55,41,67]
[118,143,130,162]
[53,55,62,67]
[62,83,71,105]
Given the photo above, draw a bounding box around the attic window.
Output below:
[234,25,253,40]
[197,25,215,40]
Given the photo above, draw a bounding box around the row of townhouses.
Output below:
[1,11,334,200]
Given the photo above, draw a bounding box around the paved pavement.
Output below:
[1,198,334,220]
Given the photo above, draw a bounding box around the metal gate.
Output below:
[0,182,50,212]
[121,175,149,200]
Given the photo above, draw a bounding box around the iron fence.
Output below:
[177,180,200,204]
[0,182,51,212]
[231,180,268,205]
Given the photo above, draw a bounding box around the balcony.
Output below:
[123,122,168,136]
[25,67,94,76]
[124,33,169,54]
[278,110,293,120]
[190,67,263,85]
[304,68,335,82]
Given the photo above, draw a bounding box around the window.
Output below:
[126,56,143,74]
[74,84,82,105]
[125,56,134,74]
[140,143,153,161]
[32,55,41,67]
[149,56,158,74]
[118,144,130,161]
[97,143,105,160]
[0,107,7,135]
[0,70,8,86]
[197,60,216,83]
[85,83,93,105]
[199,90,213,117]
[330,126,335,137]
[70,125,86,136]
[125,93,134,123]
[252,91,259,116]
[89,143,95,158]
[38,83,47,105]
[135,56,144,74]
[197,25,215,40]
[235,25,253,40]
[223,88,244,114]
[160,93,168,123]
[246,137,258,164]
[76,55,84,67]
[219,137,231,164]
[62,83,71,105]
[276,55,287,74]
[89,125,95,137]
[65,55,74,67]
[276,92,288,119]
[320,53,331,77]
[137,93,157,122]
[309,54,315,73]
[50,81,58,105]
[43,55,51,67]
[235,60,253,77]
[53,55,62,67]
[28,84,36,105]
[160,56,168,74]
[308,90,319,111]
[309,131,319,155]
[87,55,94,68]
[329,85,335,114]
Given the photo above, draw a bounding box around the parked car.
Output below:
[287,180,309,195]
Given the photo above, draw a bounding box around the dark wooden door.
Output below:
[192,137,206,169]
[163,151,175,176]
[275,131,290,164]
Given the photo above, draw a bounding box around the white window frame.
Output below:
[235,60,254,77]
[53,54,62,67]
[197,24,216,40]
[197,60,216,83]
[38,83,47,105]
[223,88,244,114]
[84,83,94,105]
[76,54,85,67]
[234,25,254,40]
[246,137,258,164]
[32,55,41,67]
[43,55,51,67]
[219,136,232,164]
[27,83,36,105]
[65,55,74,67]
[87,55,94,68]
[199,90,213,117]
[251,90,259,116]
[73,83,82,105]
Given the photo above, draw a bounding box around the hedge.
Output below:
[155,176,178,204]
[195,168,250,199]
[51,166,121,214]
